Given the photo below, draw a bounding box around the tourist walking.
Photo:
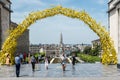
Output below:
[31,55,36,72]
[15,53,21,77]
[72,53,76,68]
[61,54,67,71]
[6,53,10,66]
[45,56,49,70]
[19,53,23,63]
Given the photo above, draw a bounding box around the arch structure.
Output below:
[0,6,117,65]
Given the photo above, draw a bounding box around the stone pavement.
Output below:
[0,77,120,80]
[0,63,120,80]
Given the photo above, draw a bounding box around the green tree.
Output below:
[83,45,101,56]
[90,45,101,56]
[83,46,91,54]
[40,52,45,57]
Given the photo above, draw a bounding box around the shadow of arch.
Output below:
[0,6,117,65]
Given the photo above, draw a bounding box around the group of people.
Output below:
[6,52,76,77]
[14,54,50,77]
[61,53,76,71]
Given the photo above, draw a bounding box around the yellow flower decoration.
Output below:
[0,6,117,65]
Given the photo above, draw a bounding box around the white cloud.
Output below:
[91,0,106,5]
[11,11,30,23]
[11,0,46,10]
[98,0,105,4]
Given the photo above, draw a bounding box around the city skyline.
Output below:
[11,0,108,44]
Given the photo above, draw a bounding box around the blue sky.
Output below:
[11,0,108,44]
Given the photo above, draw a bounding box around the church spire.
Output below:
[60,33,63,44]
[60,33,64,48]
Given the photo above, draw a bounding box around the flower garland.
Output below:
[0,6,117,65]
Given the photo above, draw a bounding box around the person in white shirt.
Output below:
[45,56,49,70]
[61,53,66,71]
[31,55,36,72]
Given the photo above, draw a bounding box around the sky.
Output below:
[11,0,109,44]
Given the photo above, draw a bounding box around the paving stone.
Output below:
[0,63,120,79]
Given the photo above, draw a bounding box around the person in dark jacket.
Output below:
[72,53,76,68]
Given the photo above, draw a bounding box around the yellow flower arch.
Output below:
[0,6,117,65]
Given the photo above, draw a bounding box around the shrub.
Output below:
[77,53,101,63]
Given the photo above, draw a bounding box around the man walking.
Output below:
[15,54,21,77]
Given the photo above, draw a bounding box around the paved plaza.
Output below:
[0,63,120,80]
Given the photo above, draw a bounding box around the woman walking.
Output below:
[45,56,49,70]
[6,53,10,66]
[31,55,36,72]
[61,54,66,71]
